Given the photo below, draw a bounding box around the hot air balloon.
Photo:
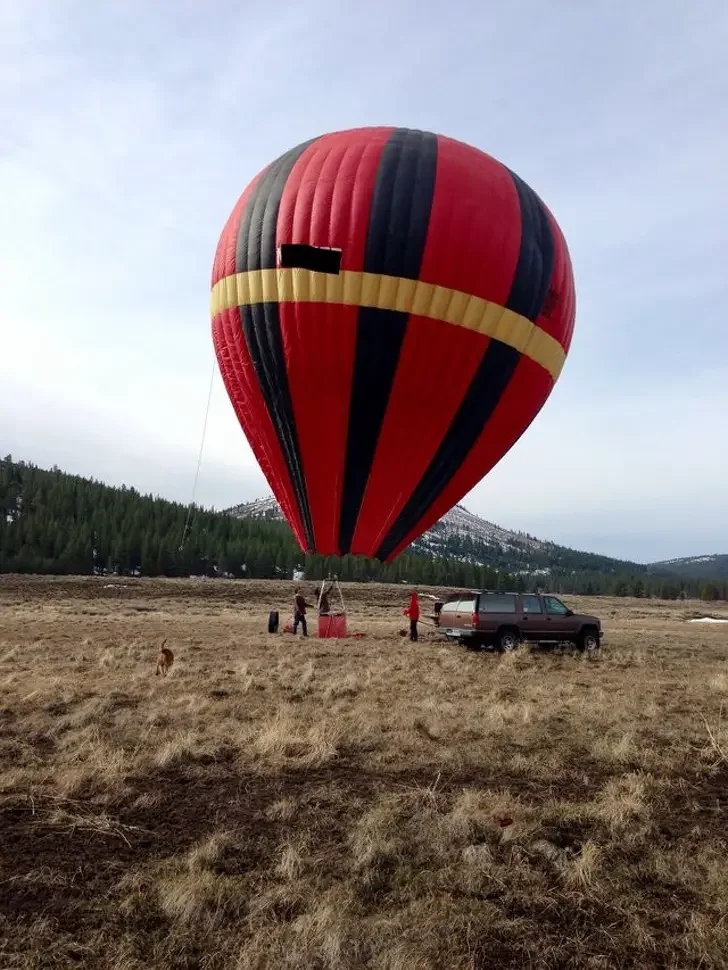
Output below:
[211,127,575,562]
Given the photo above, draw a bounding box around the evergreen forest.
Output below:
[1,457,725,601]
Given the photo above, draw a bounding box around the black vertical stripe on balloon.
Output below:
[338,128,439,554]
[235,138,319,549]
[501,169,555,322]
[375,169,557,562]
[236,137,318,271]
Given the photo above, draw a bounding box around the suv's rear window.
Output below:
[478,593,517,613]
[439,597,477,614]
[522,594,542,613]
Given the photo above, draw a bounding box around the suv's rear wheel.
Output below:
[578,628,600,653]
[497,628,519,653]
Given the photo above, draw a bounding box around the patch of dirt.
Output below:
[656,764,728,841]
[4,758,725,941]
[0,759,596,931]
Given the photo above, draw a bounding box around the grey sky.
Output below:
[2,0,727,563]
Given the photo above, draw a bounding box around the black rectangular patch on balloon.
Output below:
[278,244,342,275]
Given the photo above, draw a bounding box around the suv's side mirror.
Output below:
[565,609,573,617]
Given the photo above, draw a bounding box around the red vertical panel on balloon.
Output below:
[385,354,554,561]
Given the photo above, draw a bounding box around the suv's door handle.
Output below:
[522,616,528,620]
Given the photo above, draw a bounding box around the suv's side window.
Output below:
[544,596,569,616]
[480,594,517,613]
[439,600,459,615]
[522,594,542,614]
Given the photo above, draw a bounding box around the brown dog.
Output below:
[155,639,174,677]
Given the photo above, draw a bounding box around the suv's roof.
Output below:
[443,589,528,600]
[444,589,564,599]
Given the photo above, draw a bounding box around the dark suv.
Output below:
[435,590,603,652]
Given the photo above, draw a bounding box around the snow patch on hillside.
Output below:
[227,496,281,519]
[417,503,545,554]
[658,555,719,566]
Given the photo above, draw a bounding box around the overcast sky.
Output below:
[2,0,726,563]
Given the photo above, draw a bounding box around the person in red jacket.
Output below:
[403,590,420,641]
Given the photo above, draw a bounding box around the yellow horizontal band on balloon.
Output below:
[211,268,566,381]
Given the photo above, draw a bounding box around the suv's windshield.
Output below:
[543,596,569,616]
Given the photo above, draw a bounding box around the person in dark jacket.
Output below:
[314,581,334,615]
[293,587,309,636]
[403,590,420,641]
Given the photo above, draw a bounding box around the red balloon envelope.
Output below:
[211,127,575,561]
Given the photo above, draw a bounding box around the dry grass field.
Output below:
[1,576,727,970]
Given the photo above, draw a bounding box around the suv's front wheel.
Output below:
[497,628,519,653]
[578,628,600,653]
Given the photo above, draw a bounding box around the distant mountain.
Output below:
[649,554,728,580]
[227,496,536,554]
[226,496,644,577]
[227,496,728,583]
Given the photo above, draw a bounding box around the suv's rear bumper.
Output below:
[442,627,604,643]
